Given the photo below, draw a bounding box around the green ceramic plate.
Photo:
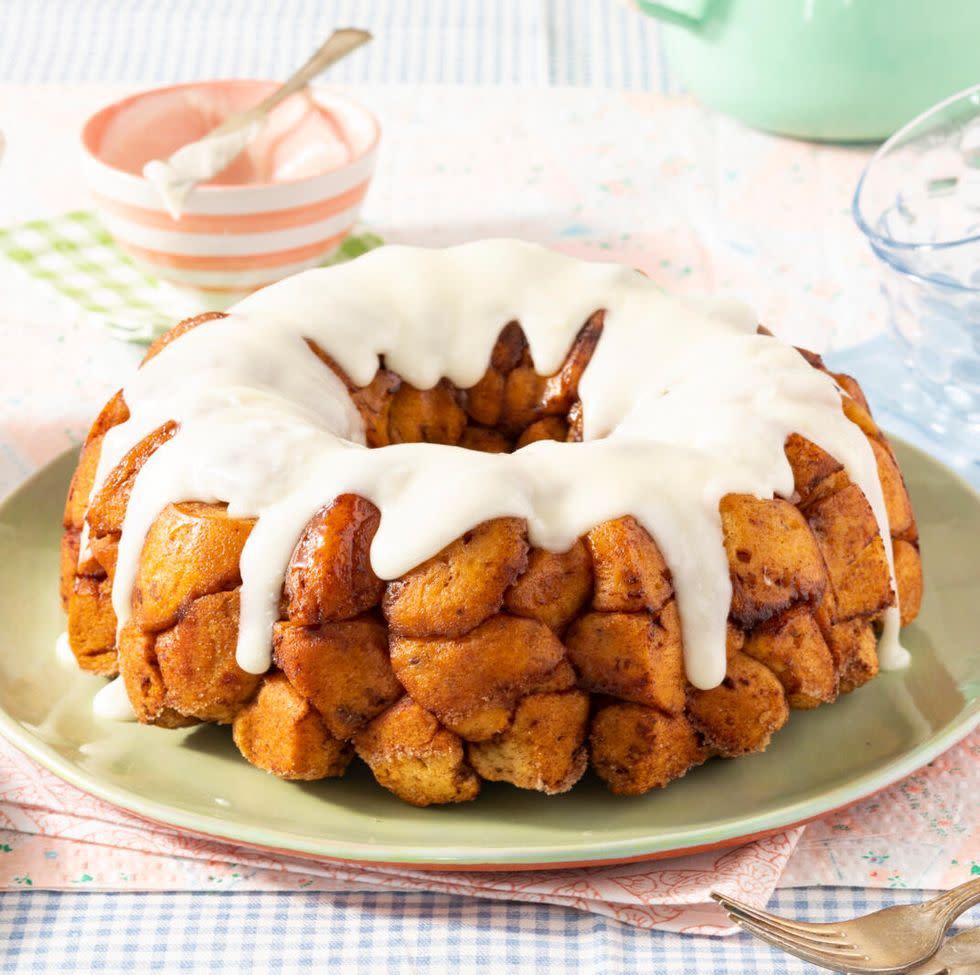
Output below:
[0,441,976,869]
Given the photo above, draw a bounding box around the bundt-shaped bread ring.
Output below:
[62,243,922,806]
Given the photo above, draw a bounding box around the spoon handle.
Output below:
[211,28,372,135]
[255,28,372,113]
[930,876,980,926]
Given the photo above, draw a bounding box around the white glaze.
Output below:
[54,631,75,667]
[87,240,906,691]
[143,118,264,219]
[93,677,137,721]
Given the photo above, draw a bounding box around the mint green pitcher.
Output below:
[632,0,980,141]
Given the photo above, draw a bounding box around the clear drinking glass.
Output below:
[853,83,980,465]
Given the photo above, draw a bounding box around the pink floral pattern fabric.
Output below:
[780,732,979,890]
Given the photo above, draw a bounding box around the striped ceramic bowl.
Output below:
[81,80,380,298]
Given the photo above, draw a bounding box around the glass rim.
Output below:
[852,81,980,255]
[867,239,980,295]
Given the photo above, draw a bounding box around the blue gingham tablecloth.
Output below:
[3,888,969,974]
[0,3,975,973]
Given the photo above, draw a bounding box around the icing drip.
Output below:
[87,240,906,691]
[93,677,137,721]
[54,631,75,667]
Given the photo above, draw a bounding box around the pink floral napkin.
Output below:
[0,730,975,934]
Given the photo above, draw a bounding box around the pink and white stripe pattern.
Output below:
[82,81,380,295]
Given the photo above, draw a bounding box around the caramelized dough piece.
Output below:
[794,344,825,369]
[67,576,118,676]
[83,390,130,447]
[233,672,352,780]
[590,704,706,796]
[74,542,104,580]
[282,495,383,624]
[142,311,227,363]
[834,535,894,622]
[389,614,572,741]
[565,604,685,714]
[118,622,164,723]
[451,680,575,743]
[273,616,402,739]
[893,538,923,626]
[60,529,80,611]
[63,392,128,575]
[64,436,103,530]
[500,365,546,434]
[463,367,505,427]
[133,501,255,632]
[459,425,513,454]
[154,589,261,723]
[74,538,104,579]
[354,697,480,806]
[383,518,528,639]
[534,658,575,694]
[304,337,352,384]
[726,619,747,656]
[500,314,603,432]
[504,540,592,630]
[117,620,196,728]
[783,433,844,507]
[388,380,467,445]
[841,392,880,438]
[803,484,893,621]
[541,310,603,405]
[822,617,879,693]
[687,651,789,756]
[88,532,119,583]
[802,479,878,565]
[868,436,917,542]
[832,371,871,412]
[720,494,827,627]
[468,690,589,794]
[490,321,527,374]
[587,516,672,614]
[534,656,579,693]
[351,368,401,448]
[546,310,603,392]
[86,422,178,536]
[743,605,837,709]
[516,416,569,448]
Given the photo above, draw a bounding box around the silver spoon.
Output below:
[906,926,980,975]
[143,27,372,219]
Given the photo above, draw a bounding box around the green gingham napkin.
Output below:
[0,211,383,344]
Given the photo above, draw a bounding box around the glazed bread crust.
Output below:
[62,312,921,805]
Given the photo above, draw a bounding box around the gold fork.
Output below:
[711,878,980,973]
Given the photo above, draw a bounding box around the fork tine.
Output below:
[711,895,854,945]
[729,916,871,973]
[731,916,868,961]
[725,912,859,952]
[712,893,845,935]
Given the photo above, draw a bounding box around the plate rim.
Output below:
[0,440,977,869]
[0,697,975,869]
